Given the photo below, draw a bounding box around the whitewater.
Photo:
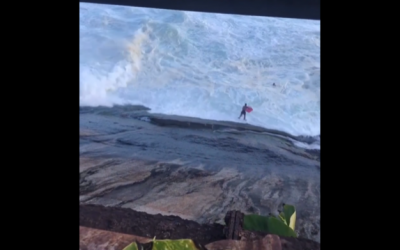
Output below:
[79,3,320,142]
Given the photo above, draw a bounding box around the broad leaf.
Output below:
[266,216,297,237]
[152,239,203,249]
[243,214,270,232]
[122,242,139,250]
[283,204,296,230]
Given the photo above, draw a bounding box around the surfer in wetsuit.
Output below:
[238,103,247,121]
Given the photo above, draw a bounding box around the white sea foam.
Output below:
[80,3,320,143]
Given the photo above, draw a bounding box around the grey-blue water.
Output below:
[79,3,320,148]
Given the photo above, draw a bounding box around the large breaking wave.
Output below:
[79,3,320,138]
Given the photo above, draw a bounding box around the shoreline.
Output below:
[79,104,320,150]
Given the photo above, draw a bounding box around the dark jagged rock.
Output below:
[280,236,320,250]
[223,210,244,240]
[80,204,225,246]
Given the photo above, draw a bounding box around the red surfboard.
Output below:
[245,106,253,113]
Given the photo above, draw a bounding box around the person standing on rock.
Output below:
[238,103,247,121]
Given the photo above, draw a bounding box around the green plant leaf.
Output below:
[243,214,270,232]
[152,239,203,250]
[283,204,296,231]
[278,212,287,225]
[122,242,139,250]
[244,214,297,238]
[122,239,204,250]
[266,216,297,237]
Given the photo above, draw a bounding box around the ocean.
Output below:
[79,2,320,149]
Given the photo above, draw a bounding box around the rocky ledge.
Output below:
[80,105,320,242]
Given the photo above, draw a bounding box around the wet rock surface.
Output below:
[79,105,320,242]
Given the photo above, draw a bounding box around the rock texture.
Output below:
[79,105,320,242]
[80,226,151,250]
[79,225,320,250]
[80,204,225,246]
[206,234,283,250]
